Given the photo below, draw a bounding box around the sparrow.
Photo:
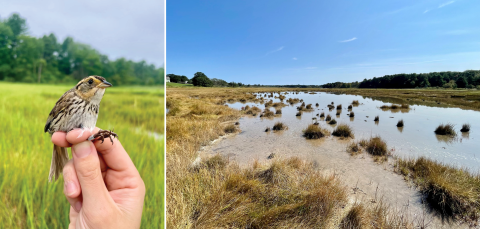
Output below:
[44,75,117,182]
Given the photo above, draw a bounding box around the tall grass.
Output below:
[396,157,480,224]
[0,82,164,228]
[303,124,329,139]
[332,124,354,138]
[461,123,471,132]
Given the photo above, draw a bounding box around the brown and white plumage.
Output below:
[45,75,112,181]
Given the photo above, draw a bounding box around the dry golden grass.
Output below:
[332,124,354,138]
[167,87,415,228]
[434,123,456,136]
[395,157,480,224]
[303,124,330,139]
[272,121,287,131]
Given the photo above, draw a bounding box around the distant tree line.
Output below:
[322,70,480,89]
[0,13,164,85]
[167,72,245,87]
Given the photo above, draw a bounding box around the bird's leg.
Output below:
[88,129,118,145]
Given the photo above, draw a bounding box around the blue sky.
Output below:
[167,0,480,85]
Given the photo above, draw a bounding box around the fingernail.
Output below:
[72,141,92,158]
[65,181,77,196]
[74,201,82,212]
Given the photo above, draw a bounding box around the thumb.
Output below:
[72,141,112,210]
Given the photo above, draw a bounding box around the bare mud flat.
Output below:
[197,91,480,228]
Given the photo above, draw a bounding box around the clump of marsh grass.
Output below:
[336,104,342,110]
[365,136,388,157]
[396,119,404,127]
[303,124,329,139]
[395,157,480,223]
[434,123,456,136]
[349,112,355,117]
[352,100,359,105]
[296,111,302,116]
[401,104,409,109]
[224,124,237,134]
[461,123,471,132]
[346,142,361,156]
[320,112,325,118]
[332,124,354,138]
[306,104,312,109]
[325,114,332,121]
[265,127,270,132]
[286,98,300,104]
[275,109,282,114]
[348,105,352,109]
[374,115,379,121]
[315,103,319,106]
[328,119,337,125]
[262,109,275,118]
[272,122,287,131]
[380,104,410,110]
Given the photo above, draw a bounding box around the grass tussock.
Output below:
[272,122,287,131]
[434,123,456,136]
[286,98,300,105]
[396,119,404,127]
[349,112,355,117]
[348,105,352,109]
[325,114,332,121]
[337,104,342,110]
[275,109,282,114]
[351,100,359,105]
[320,112,325,118]
[395,157,480,224]
[303,124,329,139]
[346,142,361,156]
[328,119,337,125]
[261,109,275,118]
[296,111,302,116]
[374,115,379,121]
[364,137,388,157]
[332,124,354,138]
[461,123,471,132]
[306,104,312,109]
[224,124,238,134]
[380,104,410,110]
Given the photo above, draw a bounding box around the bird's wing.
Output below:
[44,88,75,133]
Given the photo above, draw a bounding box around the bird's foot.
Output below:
[88,129,118,144]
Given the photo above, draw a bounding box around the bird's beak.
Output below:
[98,80,112,88]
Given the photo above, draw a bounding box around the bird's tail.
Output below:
[48,144,69,182]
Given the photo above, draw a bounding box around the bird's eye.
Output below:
[88,79,93,84]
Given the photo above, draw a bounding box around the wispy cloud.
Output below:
[339,37,357,43]
[292,57,297,60]
[423,9,430,14]
[438,1,454,8]
[265,46,284,56]
[442,29,470,35]
[305,67,317,69]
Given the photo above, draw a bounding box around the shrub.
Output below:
[272,122,287,131]
[461,123,471,132]
[434,123,456,136]
[332,124,354,138]
[396,119,404,127]
[303,124,329,139]
[328,119,337,125]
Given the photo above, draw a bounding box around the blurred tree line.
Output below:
[322,70,480,89]
[0,13,164,85]
[167,72,244,87]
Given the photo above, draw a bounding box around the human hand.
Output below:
[52,128,145,229]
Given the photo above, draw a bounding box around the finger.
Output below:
[68,206,79,229]
[72,141,114,209]
[63,160,82,211]
[93,136,143,190]
[65,127,100,145]
[52,132,72,147]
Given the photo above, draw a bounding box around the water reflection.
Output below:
[397,126,404,133]
[435,134,456,144]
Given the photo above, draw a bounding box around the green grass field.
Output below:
[0,82,164,228]
[166,82,194,88]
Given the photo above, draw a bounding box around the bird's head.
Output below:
[75,76,112,103]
